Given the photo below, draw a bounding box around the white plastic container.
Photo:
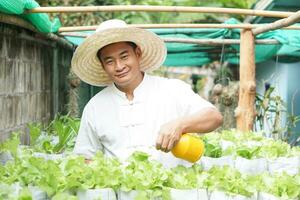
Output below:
[28,186,48,200]
[32,152,64,161]
[77,188,116,200]
[0,152,13,165]
[235,157,268,175]
[200,156,235,171]
[170,188,208,200]
[220,140,235,150]
[258,192,280,200]
[118,189,208,200]
[210,190,258,200]
[268,156,300,175]
[117,190,156,200]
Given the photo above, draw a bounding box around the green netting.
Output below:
[0,0,61,33]
[1,0,299,66]
[64,18,300,66]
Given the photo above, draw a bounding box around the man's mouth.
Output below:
[115,71,129,78]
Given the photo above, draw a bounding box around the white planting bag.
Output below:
[210,190,258,200]
[220,140,234,150]
[235,157,268,175]
[170,188,208,200]
[268,156,300,175]
[258,192,279,200]
[11,182,22,197]
[28,186,48,200]
[77,188,116,200]
[200,156,234,171]
[117,190,137,200]
[244,141,262,147]
[0,152,13,165]
[33,152,64,160]
[257,192,299,200]
[0,183,19,199]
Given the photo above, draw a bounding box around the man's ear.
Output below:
[135,46,142,59]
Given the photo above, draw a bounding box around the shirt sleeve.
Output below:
[73,104,103,159]
[169,79,215,116]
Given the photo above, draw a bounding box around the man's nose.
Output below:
[115,60,125,71]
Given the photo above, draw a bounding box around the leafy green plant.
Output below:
[248,173,300,199]
[0,145,299,199]
[255,87,300,145]
[235,145,261,159]
[29,115,80,153]
[166,164,203,189]
[203,140,223,158]
[48,115,80,153]
[205,166,254,197]
[0,132,20,157]
[121,152,168,191]
[201,130,300,159]
[2,125,300,199]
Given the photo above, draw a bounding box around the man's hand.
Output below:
[156,119,184,152]
[156,108,223,153]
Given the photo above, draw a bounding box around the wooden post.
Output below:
[235,29,256,131]
[52,46,59,118]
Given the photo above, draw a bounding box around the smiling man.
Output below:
[97,42,143,100]
[72,19,223,166]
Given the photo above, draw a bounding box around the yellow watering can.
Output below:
[171,134,205,163]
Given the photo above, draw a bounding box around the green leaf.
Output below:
[18,187,32,200]
[28,123,42,146]
[203,141,222,158]
[0,132,20,157]
[52,192,78,200]
[236,146,260,159]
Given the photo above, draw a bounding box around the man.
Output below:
[72,19,223,166]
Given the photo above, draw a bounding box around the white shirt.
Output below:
[73,74,214,167]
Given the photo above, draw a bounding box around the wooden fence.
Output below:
[0,22,73,143]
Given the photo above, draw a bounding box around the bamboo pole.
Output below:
[58,23,300,32]
[163,38,279,45]
[235,29,256,131]
[59,26,98,32]
[253,10,300,35]
[26,5,293,18]
[59,32,280,45]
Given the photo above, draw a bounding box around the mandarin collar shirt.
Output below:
[74,74,214,167]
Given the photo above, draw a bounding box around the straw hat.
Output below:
[71,19,167,86]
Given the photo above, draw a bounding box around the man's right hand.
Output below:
[155,119,184,152]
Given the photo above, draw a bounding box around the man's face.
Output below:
[99,42,142,87]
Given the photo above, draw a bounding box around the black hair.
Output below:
[97,41,137,63]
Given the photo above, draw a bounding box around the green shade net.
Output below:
[64,18,300,66]
[0,0,61,33]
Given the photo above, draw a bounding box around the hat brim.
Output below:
[71,27,167,86]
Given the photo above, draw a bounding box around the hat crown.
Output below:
[72,19,167,86]
[96,19,127,32]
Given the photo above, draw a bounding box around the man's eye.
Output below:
[121,55,128,60]
[106,60,113,65]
